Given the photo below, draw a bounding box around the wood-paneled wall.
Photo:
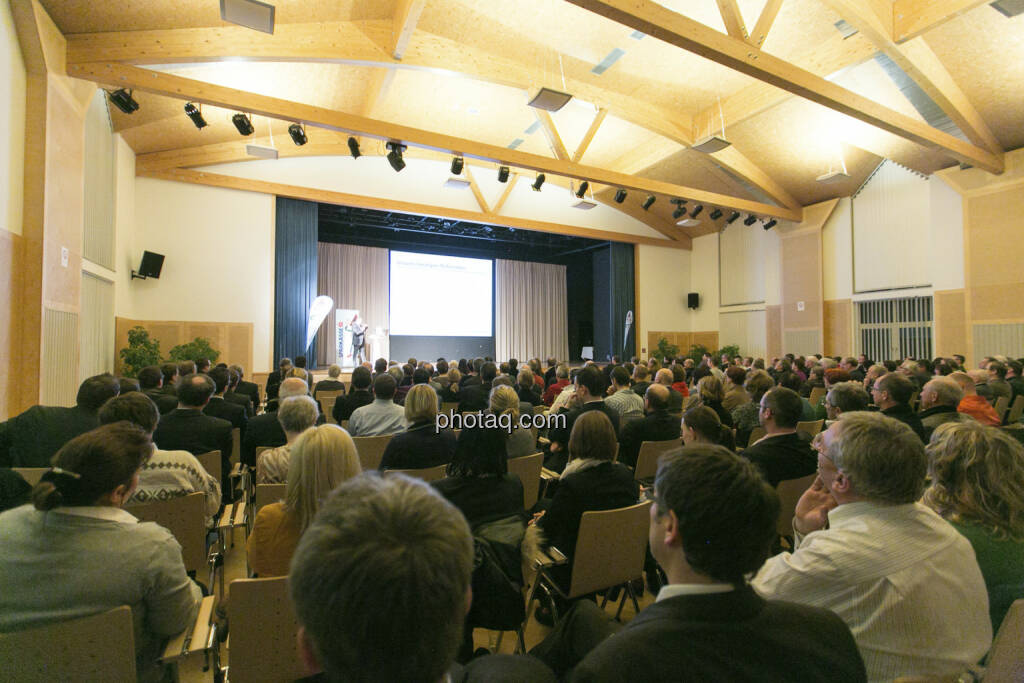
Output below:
[934,289,967,358]
[0,230,23,419]
[646,331,720,358]
[823,299,853,357]
[115,317,254,376]
[766,305,782,360]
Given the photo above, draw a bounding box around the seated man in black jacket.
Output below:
[871,372,928,442]
[531,445,866,682]
[742,387,816,488]
[545,366,619,473]
[333,365,374,424]
[617,384,680,468]
[138,365,179,415]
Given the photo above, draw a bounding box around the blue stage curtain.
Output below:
[274,198,318,367]
[609,242,635,360]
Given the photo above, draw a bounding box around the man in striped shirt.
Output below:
[753,412,991,682]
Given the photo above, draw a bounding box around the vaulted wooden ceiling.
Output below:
[44,0,1024,247]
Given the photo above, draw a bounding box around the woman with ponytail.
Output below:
[0,422,201,682]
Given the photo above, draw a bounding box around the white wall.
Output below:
[929,176,965,291]
[822,196,853,300]
[197,156,665,239]
[719,219,767,305]
[688,234,719,331]
[635,243,691,355]
[1,0,25,236]
[127,178,276,371]
[113,135,137,316]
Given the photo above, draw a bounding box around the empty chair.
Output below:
[633,439,682,482]
[228,577,305,683]
[352,434,394,471]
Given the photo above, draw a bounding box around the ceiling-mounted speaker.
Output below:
[132,250,165,280]
[687,292,700,309]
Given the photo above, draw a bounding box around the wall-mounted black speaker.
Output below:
[132,251,165,280]
[687,292,700,309]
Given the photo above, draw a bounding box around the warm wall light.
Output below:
[184,102,207,129]
[232,113,255,135]
[288,123,307,146]
[347,137,361,159]
[386,142,406,172]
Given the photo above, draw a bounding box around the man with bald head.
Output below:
[655,368,684,413]
[918,377,972,437]
[618,383,681,468]
[241,377,317,467]
[950,372,1000,426]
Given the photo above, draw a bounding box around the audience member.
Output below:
[265,357,293,401]
[823,381,870,426]
[440,368,461,403]
[919,377,972,436]
[681,405,734,451]
[98,393,220,528]
[159,363,179,396]
[332,366,374,424]
[138,366,179,414]
[177,360,197,379]
[923,421,1024,631]
[242,378,310,466]
[433,424,525,527]
[0,423,202,682]
[489,385,536,460]
[604,366,644,423]
[969,368,994,402]
[685,375,734,428]
[313,364,346,401]
[986,361,1012,405]
[257,395,319,484]
[653,368,684,413]
[619,384,681,468]
[753,412,992,680]
[951,371,1001,425]
[228,364,261,413]
[629,364,652,398]
[543,365,571,406]
[223,368,254,417]
[348,373,408,437]
[380,385,456,471]
[722,365,749,413]
[248,424,361,577]
[870,372,927,442]
[669,365,690,397]
[516,368,543,406]
[546,367,620,473]
[532,445,866,682]
[204,366,248,440]
[800,365,825,398]
[731,370,773,448]
[458,361,497,413]
[742,387,816,487]
[0,374,120,467]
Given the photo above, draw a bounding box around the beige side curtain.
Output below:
[315,244,390,367]
[495,259,569,362]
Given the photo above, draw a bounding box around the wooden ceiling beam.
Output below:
[892,0,992,43]
[572,108,607,163]
[534,110,570,161]
[491,174,519,215]
[70,61,801,220]
[715,0,749,41]
[567,0,1003,174]
[141,167,692,249]
[748,0,785,48]
[392,0,426,60]
[464,167,491,214]
[820,0,1003,156]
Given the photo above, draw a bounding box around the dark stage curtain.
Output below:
[609,242,635,360]
[274,198,318,366]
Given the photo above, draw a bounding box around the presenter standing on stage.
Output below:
[351,314,368,365]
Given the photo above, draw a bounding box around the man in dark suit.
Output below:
[654,369,684,413]
[871,372,928,442]
[265,357,292,402]
[741,387,817,488]
[530,445,866,682]
[618,384,681,468]
[241,377,312,467]
[545,366,620,473]
[333,366,374,424]
[138,365,179,415]
[457,361,496,413]
[204,366,247,443]
[160,362,179,397]
[153,373,233,496]
[229,364,261,413]
[0,374,120,467]
[224,368,254,417]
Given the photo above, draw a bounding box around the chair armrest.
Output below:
[534,545,569,568]
[540,467,559,480]
[162,595,216,662]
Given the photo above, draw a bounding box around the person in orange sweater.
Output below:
[950,372,1001,426]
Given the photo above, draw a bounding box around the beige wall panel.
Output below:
[766,305,782,360]
[970,285,1024,323]
[934,289,967,359]
[114,318,253,375]
[228,325,251,370]
[692,332,719,352]
[823,299,852,357]
[0,230,22,419]
[42,79,83,309]
[781,231,822,330]
[966,190,1024,324]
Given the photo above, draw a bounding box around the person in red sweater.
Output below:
[951,372,1001,426]
[543,365,571,406]
[670,364,690,397]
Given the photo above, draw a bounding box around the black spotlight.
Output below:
[642,195,656,210]
[709,208,723,221]
[498,166,510,183]
[726,211,741,224]
[690,204,704,219]
[232,113,255,136]
[670,198,687,206]
[744,214,757,226]
[108,89,139,114]
[672,206,686,220]
[347,136,361,159]
[763,219,778,230]
[614,189,627,203]
[575,181,589,198]
[288,123,307,146]
[184,102,207,129]
[532,173,546,191]
[450,157,464,175]
[386,142,406,172]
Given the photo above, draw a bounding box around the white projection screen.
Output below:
[389,250,493,336]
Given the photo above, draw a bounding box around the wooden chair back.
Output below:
[127,492,207,575]
[506,452,543,510]
[197,450,221,487]
[1008,395,1024,424]
[352,434,394,471]
[387,463,448,482]
[634,439,681,481]
[795,419,824,437]
[229,577,304,683]
[317,389,344,425]
[568,501,652,599]
[994,395,1010,423]
[231,428,241,466]
[985,598,1024,682]
[0,606,136,682]
[441,401,459,418]
[255,483,287,514]
[12,467,47,487]
[746,426,767,447]
[775,474,817,537]
[808,386,827,407]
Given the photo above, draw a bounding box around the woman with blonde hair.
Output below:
[247,424,362,576]
[380,383,456,471]
[685,375,734,428]
[490,384,535,459]
[923,420,1024,630]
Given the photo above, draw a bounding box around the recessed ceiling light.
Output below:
[573,199,598,210]
[444,177,471,189]
[220,0,275,34]
[246,144,278,159]
[691,135,731,153]
[528,87,573,112]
